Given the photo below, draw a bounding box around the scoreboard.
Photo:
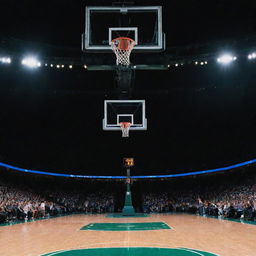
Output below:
[123,158,134,167]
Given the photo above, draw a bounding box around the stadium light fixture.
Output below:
[69,65,73,69]
[217,54,237,64]
[21,56,41,68]
[0,57,11,64]
[248,52,256,60]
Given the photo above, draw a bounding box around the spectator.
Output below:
[0,178,115,224]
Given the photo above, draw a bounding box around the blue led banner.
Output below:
[0,159,255,179]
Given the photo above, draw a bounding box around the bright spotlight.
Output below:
[248,52,256,60]
[69,65,73,69]
[217,54,237,64]
[0,57,11,64]
[22,57,41,68]
[84,65,87,69]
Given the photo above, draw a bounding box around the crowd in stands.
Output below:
[0,177,114,224]
[142,173,256,221]
[1,167,256,224]
[0,185,66,223]
[48,191,114,213]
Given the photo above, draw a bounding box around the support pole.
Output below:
[121,167,136,216]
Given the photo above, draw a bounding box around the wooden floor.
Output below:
[0,214,255,256]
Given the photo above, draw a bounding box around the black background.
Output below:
[1,0,256,47]
[0,0,256,175]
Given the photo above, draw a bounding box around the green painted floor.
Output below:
[107,213,149,218]
[42,247,218,256]
[80,222,171,231]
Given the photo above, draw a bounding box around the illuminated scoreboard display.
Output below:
[123,158,134,167]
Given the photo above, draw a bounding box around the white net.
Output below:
[119,122,131,137]
[111,37,135,66]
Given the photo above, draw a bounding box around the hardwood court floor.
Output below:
[0,214,255,256]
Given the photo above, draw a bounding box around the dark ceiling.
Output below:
[0,0,256,176]
[1,0,256,48]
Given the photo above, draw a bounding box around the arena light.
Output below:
[248,52,256,60]
[21,56,41,68]
[217,54,237,65]
[0,57,11,64]
[69,65,73,69]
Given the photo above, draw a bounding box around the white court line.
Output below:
[178,247,220,256]
[178,248,205,256]
[41,250,68,256]
[161,221,175,230]
[76,241,175,248]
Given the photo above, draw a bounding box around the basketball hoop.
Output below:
[119,122,131,137]
[111,37,135,66]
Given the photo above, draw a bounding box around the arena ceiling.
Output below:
[0,0,256,176]
[1,0,256,49]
